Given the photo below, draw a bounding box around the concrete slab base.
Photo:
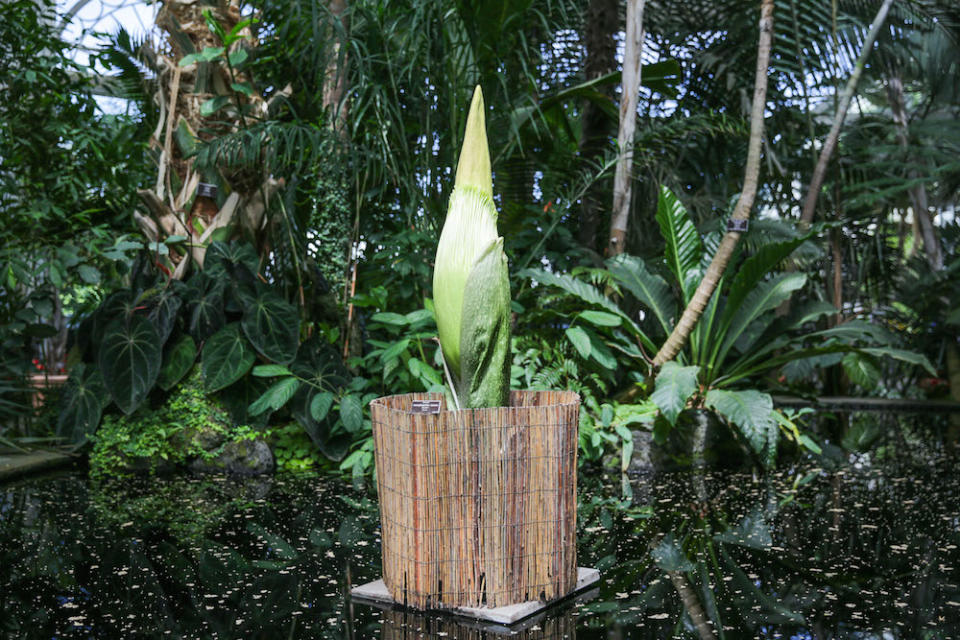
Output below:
[351,567,600,627]
[0,451,74,483]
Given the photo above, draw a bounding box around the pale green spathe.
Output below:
[433,86,511,408]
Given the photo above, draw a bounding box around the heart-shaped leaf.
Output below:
[98,316,162,414]
[241,285,300,364]
[157,334,197,391]
[57,364,108,443]
[203,323,255,392]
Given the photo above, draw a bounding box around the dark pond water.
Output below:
[2,453,959,639]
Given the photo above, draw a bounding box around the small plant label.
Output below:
[726,218,749,232]
[410,400,442,414]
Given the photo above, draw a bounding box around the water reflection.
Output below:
[378,605,579,639]
[1,453,958,638]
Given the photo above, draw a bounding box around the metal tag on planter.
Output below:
[410,400,442,414]
[726,218,749,232]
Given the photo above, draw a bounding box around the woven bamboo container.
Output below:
[370,390,580,610]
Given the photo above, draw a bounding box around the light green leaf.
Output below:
[860,347,936,376]
[200,95,231,117]
[310,391,335,421]
[249,377,301,416]
[252,364,293,377]
[842,352,881,389]
[705,389,776,466]
[371,312,409,326]
[656,186,702,301]
[565,326,592,359]
[716,273,807,365]
[606,254,676,335]
[651,361,700,425]
[340,394,364,433]
[227,48,249,67]
[579,310,621,327]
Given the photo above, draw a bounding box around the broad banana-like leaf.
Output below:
[655,186,702,302]
[606,253,676,336]
[458,238,511,408]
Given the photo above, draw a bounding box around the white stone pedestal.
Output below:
[351,567,600,627]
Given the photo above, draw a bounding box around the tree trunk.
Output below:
[607,0,645,256]
[323,0,350,131]
[798,0,895,225]
[885,72,942,269]
[577,0,619,253]
[137,0,282,279]
[652,0,774,367]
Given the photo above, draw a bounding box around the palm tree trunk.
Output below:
[607,0,645,256]
[323,0,350,131]
[798,0,895,225]
[652,0,773,367]
[885,72,942,269]
[577,0,619,252]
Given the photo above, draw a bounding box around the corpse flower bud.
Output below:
[433,86,511,409]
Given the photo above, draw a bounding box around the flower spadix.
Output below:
[433,86,511,409]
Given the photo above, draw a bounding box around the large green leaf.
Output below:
[57,364,108,444]
[98,317,162,414]
[565,326,592,359]
[248,377,301,416]
[842,352,881,389]
[655,186,702,302]
[157,334,197,391]
[606,254,676,335]
[186,272,226,340]
[204,241,259,276]
[139,282,184,343]
[340,394,364,433]
[719,236,810,337]
[202,323,256,392]
[520,267,651,350]
[219,375,271,428]
[705,389,776,466]
[714,273,807,367]
[241,285,300,364]
[651,361,700,426]
[860,347,936,376]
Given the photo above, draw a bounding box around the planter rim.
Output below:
[370,389,580,417]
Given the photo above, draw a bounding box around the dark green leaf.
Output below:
[340,394,364,433]
[98,316,162,414]
[157,334,197,391]
[241,285,300,364]
[202,323,255,392]
[57,364,107,444]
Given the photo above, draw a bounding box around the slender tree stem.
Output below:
[652,0,774,367]
[799,0,895,225]
[607,0,645,256]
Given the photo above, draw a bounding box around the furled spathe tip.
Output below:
[454,86,493,199]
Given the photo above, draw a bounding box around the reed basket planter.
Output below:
[370,390,580,610]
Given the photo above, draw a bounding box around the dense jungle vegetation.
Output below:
[2,0,960,476]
